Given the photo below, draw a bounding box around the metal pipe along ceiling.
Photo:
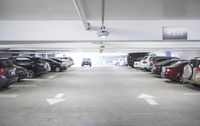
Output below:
[73,0,90,30]
[102,0,105,26]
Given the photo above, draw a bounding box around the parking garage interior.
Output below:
[0,0,200,126]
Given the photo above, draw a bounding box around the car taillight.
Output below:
[0,68,5,76]
[166,68,171,72]
[143,61,147,64]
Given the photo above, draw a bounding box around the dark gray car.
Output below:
[0,58,16,88]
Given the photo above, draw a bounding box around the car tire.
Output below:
[27,70,35,78]
[15,76,19,82]
[55,67,61,72]
[178,76,184,84]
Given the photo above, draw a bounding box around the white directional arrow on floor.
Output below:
[137,93,158,105]
[46,93,66,106]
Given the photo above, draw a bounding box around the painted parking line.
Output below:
[137,93,159,106]
[47,75,56,79]
[0,94,17,98]
[23,78,48,81]
[10,84,37,88]
[145,98,159,105]
[46,93,66,105]
[184,92,200,96]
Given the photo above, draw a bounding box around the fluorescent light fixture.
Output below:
[97,25,110,38]
[97,30,110,38]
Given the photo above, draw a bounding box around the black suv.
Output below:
[82,58,92,67]
[0,58,16,88]
[9,57,48,78]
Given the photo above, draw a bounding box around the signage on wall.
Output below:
[162,26,187,40]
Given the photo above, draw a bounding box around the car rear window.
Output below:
[170,61,188,67]
[156,58,170,63]
[190,60,200,68]
[0,59,13,67]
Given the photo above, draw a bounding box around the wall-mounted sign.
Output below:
[163,26,187,40]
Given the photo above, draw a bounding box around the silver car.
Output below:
[183,57,200,86]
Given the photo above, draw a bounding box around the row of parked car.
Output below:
[127,52,200,87]
[0,56,74,88]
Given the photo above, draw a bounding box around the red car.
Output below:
[162,61,189,83]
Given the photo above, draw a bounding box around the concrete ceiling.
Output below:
[0,0,200,20]
[0,0,200,52]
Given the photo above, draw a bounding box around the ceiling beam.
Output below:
[73,0,90,30]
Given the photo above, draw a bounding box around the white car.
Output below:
[113,58,121,66]
[57,57,74,67]
[134,61,142,68]
[140,56,152,71]
[119,58,127,66]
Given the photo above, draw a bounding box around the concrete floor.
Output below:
[0,67,200,126]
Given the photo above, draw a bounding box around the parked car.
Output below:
[30,57,49,74]
[134,60,142,68]
[119,58,127,66]
[50,58,68,68]
[162,61,189,83]
[14,65,27,81]
[182,57,200,86]
[149,56,179,72]
[9,57,48,78]
[113,58,121,66]
[59,57,74,67]
[127,52,155,68]
[82,58,92,67]
[44,59,67,72]
[0,58,16,88]
[140,56,157,71]
[152,59,187,76]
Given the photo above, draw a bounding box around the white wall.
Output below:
[0,20,200,41]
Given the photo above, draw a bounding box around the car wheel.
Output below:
[178,76,184,84]
[15,76,19,82]
[27,70,35,78]
[55,67,61,72]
